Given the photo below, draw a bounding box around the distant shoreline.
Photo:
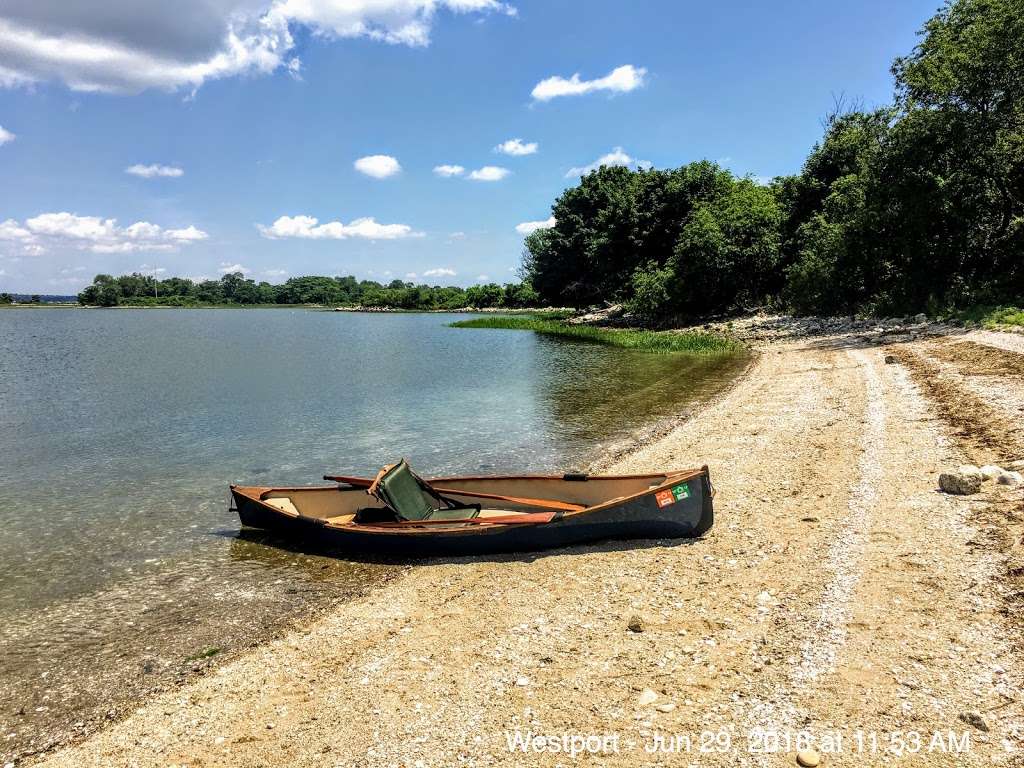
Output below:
[0,303,568,313]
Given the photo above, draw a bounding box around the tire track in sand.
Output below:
[742,348,886,757]
[794,349,885,685]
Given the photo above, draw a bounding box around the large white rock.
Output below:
[958,465,984,480]
[979,465,1003,481]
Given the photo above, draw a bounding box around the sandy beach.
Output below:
[28,326,1024,767]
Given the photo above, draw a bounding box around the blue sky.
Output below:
[1,0,939,293]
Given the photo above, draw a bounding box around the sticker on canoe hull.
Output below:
[672,482,690,501]
[655,489,675,508]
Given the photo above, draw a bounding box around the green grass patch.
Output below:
[449,316,739,354]
[953,304,1024,328]
[186,646,223,662]
[981,306,1024,327]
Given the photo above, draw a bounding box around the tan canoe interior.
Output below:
[254,473,693,527]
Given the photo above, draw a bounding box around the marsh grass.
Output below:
[449,316,739,354]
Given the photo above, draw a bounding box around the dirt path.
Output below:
[31,337,1024,767]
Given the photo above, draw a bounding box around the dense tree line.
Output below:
[0,293,42,304]
[525,0,1023,318]
[77,272,541,310]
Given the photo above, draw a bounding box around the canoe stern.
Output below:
[231,485,285,530]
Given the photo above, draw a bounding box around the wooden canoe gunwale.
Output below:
[245,469,704,523]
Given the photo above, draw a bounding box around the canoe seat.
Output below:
[264,497,300,516]
[369,459,480,521]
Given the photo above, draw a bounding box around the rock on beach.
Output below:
[996,470,1022,486]
[939,471,982,495]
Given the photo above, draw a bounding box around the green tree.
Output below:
[780,110,890,312]
[525,161,783,318]
[501,282,540,308]
[77,275,122,307]
[525,165,642,306]
[887,0,1024,304]
[464,283,504,308]
[627,262,671,320]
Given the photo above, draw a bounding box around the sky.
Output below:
[0,0,941,293]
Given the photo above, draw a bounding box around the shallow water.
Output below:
[0,308,746,757]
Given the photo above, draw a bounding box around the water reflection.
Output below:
[531,334,748,443]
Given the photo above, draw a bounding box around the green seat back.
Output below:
[374,460,435,521]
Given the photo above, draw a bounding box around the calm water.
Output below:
[0,308,745,755]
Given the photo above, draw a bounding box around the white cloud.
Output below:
[272,0,514,47]
[218,262,251,274]
[0,218,33,241]
[467,165,510,181]
[494,138,537,156]
[531,64,646,102]
[448,231,466,239]
[165,225,208,241]
[354,154,401,179]
[1,212,208,253]
[433,164,465,177]
[27,213,114,240]
[126,163,184,178]
[0,1,515,94]
[0,125,14,145]
[423,267,456,277]
[405,271,418,279]
[476,274,489,281]
[263,268,289,277]
[258,214,422,240]
[565,146,634,177]
[515,215,555,235]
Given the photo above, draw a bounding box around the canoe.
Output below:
[230,466,714,556]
